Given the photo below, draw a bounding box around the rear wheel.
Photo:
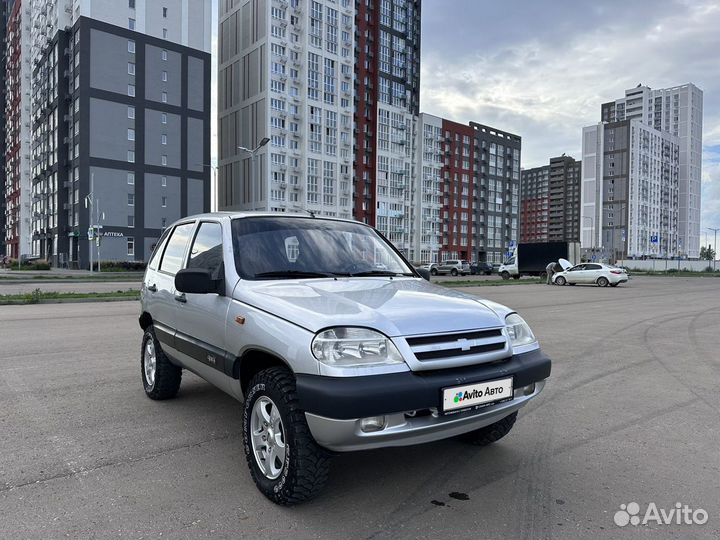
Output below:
[451,269,458,276]
[512,275,520,280]
[501,271,510,280]
[555,276,566,286]
[141,327,182,400]
[610,283,618,287]
[459,412,518,446]
[597,277,609,287]
[243,367,330,505]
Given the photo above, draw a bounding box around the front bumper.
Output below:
[296,348,550,452]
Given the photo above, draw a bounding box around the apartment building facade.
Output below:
[601,83,702,258]
[520,155,581,243]
[581,119,680,260]
[4,0,31,260]
[217,0,356,221]
[27,0,210,266]
[411,112,442,262]
[0,0,9,256]
[471,123,521,264]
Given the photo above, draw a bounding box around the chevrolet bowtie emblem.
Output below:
[458,338,471,351]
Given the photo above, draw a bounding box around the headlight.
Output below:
[311,327,405,368]
[505,313,537,347]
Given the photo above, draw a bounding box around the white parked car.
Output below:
[552,259,628,287]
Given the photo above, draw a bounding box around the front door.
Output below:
[172,221,235,395]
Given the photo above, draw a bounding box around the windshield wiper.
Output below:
[349,270,415,277]
[253,270,336,279]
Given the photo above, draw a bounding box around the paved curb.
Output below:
[0,296,140,306]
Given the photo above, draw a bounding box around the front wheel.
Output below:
[243,367,330,505]
[458,412,518,446]
[555,276,566,286]
[597,277,609,287]
[430,268,438,276]
[451,269,458,276]
[501,271,510,280]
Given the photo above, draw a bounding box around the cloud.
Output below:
[420,0,720,230]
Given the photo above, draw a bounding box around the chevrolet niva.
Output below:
[138,213,551,505]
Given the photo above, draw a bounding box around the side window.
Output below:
[159,222,195,275]
[570,265,585,272]
[586,264,602,270]
[187,222,224,277]
[147,228,173,270]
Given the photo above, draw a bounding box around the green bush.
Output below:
[667,268,679,273]
[96,261,147,272]
[704,266,714,273]
[3,259,51,270]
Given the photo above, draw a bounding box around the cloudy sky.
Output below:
[420,0,720,237]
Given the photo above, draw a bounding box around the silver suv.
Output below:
[436,259,471,276]
[138,213,551,505]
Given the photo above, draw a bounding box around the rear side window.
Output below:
[159,222,195,275]
[187,222,224,277]
[586,264,602,270]
[147,228,172,270]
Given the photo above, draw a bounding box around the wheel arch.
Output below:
[139,311,153,331]
[235,349,293,394]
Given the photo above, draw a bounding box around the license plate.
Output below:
[441,377,514,413]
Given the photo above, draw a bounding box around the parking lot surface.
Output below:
[1,276,719,539]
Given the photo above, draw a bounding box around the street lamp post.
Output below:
[238,137,270,210]
[709,227,719,270]
[195,162,218,212]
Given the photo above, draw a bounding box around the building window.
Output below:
[161,196,167,207]
[127,238,135,257]
[162,28,168,38]
[128,193,135,206]
[129,0,135,8]
[161,134,167,145]
[161,91,167,103]
[128,84,135,97]
[161,113,167,124]
[128,150,135,163]
[128,215,135,228]
[128,128,135,141]
[128,106,135,119]
[161,176,167,186]
[127,173,135,185]
[163,7,168,17]
[161,155,167,166]
[161,49,167,61]
[162,70,168,82]
[128,62,135,75]
[128,18,135,30]
[128,40,135,53]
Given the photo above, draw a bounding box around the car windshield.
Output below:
[231,216,415,280]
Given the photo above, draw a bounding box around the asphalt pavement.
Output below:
[1,276,719,539]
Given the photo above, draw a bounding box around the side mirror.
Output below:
[175,268,220,294]
[416,267,431,281]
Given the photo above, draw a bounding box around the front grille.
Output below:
[405,328,507,363]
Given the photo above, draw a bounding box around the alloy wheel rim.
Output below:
[250,396,287,480]
[144,340,156,387]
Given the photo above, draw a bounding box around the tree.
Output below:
[700,245,716,261]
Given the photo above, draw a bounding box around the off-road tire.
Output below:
[597,276,609,287]
[459,412,518,446]
[555,276,566,286]
[242,367,330,506]
[141,327,182,400]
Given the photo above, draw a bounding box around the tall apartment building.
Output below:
[28,0,211,266]
[217,0,356,221]
[354,0,421,256]
[600,83,702,258]
[4,0,31,260]
[520,155,581,243]
[412,112,442,262]
[471,123,521,264]
[0,0,10,256]
[581,119,680,260]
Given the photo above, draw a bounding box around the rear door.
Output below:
[149,221,196,359]
[584,263,603,283]
[172,221,235,394]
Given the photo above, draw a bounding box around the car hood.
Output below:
[558,258,573,270]
[234,278,507,337]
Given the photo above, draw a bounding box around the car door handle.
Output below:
[174,293,187,303]
[147,284,157,292]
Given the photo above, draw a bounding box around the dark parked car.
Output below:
[471,262,493,275]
